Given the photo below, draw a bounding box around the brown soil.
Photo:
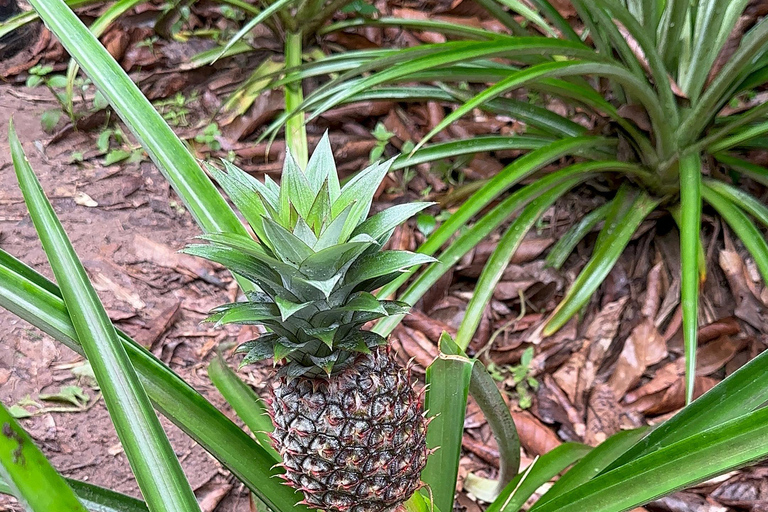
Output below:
[0,84,251,511]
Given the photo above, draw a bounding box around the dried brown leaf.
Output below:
[607,318,666,397]
[585,383,621,446]
[512,410,561,456]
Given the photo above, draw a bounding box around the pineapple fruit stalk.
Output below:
[184,135,434,512]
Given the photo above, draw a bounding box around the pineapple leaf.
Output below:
[220,160,280,215]
[181,244,291,299]
[273,342,293,362]
[240,350,272,367]
[309,353,339,375]
[297,274,343,298]
[381,300,412,315]
[236,332,281,353]
[336,330,386,352]
[341,292,387,314]
[333,159,394,241]
[261,217,314,266]
[346,251,437,286]
[262,175,281,203]
[303,326,339,348]
[299,238,376,280]
[352,202,434,240]
[206,162,270,241]
[353,271,405,294]
[279,149,315,219]
[350,310,390,324]
[197,233,297,277]
[293,217,319,247]
[315,202,355,251]
[238,338,279,366]
[306,180,332,234]
[274,296,312,321]
[280,362,313,379]
[213,302,281,326]
[279,338,313,350]
[305,132,340,200]
[309,308,354,328]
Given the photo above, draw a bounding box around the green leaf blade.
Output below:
[533,408,768,512]
[10,122,201,512]
[422,333,473,512]
[543,190,661,336]
[0,402,89,512]
[0,251,307,512]
[679,154,703,404]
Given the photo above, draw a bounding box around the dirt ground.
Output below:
[0,83,254,511]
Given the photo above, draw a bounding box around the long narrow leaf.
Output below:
[679,154,702,404]
[374,159,636,337]
[533,407,768,512]
[487,443,591,512]
[28,0,246,237]
[392,136,553,170]
[0,0,93,38]
[215,0,294,59]
[679,17,768,143]
[704,179,768,227]
[545,201,612,270]
[208,355,280,462]
[413,60,669,155]
[702,184,768,283]
[0,475,149,512]
[605,339,768,470]
[531,428,649,509]
[10,122,201,512]
[321,17,500,40]
[64,0,146,115]
[470,360,521,491]
[373,136,613,308]
[543,190,661,335]
[455,176,587,350]
[303,39,610,123]
[714,153,768,187]
[595,0,679,132]
[423,333,473,512]
[0,403,88,512]
[0,251,305,512]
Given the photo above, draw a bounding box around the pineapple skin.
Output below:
[271,346,427,512]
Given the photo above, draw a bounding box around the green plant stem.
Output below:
[285,31,308,168]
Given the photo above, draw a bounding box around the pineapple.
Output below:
[184,134,434,512]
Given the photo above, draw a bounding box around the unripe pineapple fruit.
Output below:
[184,135,434,512]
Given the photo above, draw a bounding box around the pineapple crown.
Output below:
[183,133,435,378]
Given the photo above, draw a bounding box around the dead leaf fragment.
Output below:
[512,411,561,456]
[74,191,98,207]
[132,234,222,285]
[607,318,666,397]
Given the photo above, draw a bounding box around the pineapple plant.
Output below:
[184,134,435,512]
